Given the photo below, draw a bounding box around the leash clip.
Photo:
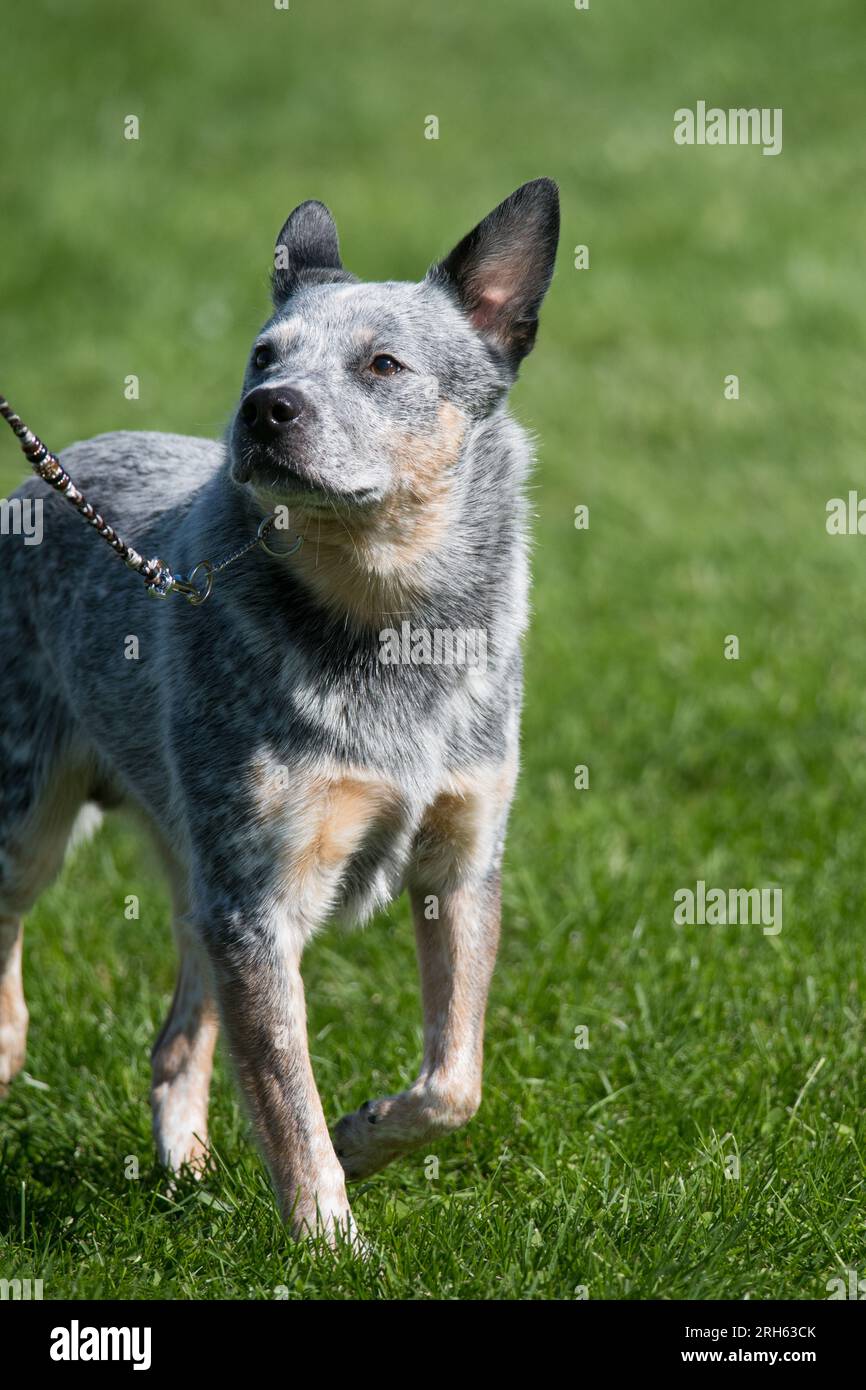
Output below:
[145,559,213,604]
[172,561,215,605]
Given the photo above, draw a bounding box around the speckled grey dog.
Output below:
[0,179,559,1244]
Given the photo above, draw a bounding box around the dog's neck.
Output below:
[276,469,457,627]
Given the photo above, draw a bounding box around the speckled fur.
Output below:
[0,180,559,1244]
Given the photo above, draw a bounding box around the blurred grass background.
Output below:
[2,0,866,1299]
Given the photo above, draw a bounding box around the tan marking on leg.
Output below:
[248,760,403,928]
[293,777,395,883]
[288,776,403,930]
[0,917,28,1095]
[413,754,519,886]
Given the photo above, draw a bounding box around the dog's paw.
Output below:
[291,1200,369,1258]
[152,1095,211,1177]
[333,1083,481,1180]
[331,1094,425,1180]
[166,1136,211,1177]
[161,1141,213,1202]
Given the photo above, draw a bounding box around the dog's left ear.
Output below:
[427,178,560,370]
[272,200,354,306]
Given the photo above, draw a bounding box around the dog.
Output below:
[0,178,560,1244]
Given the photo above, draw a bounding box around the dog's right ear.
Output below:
[271,201,353,306]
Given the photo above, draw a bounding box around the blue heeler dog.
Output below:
[0,179,559,1244]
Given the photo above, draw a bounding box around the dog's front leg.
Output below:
[204,913,355,1245]
[334,872,501,1179]
[334,763,513,1180]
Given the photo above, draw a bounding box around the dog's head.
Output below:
[230,179,559,519]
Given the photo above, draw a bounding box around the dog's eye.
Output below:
[369,354,403,377]
[253,345,272,370]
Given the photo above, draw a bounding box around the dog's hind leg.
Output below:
[0,916,27,1095]
[151,913,219,1175]
[0,678,92,1095]
[333,761,514,1180]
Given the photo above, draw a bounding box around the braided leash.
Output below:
[0,393,302,604]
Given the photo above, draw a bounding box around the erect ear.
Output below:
[427,178,560,369]
[271,200,354,306]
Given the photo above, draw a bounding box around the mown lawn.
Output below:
[1,0,865,1299]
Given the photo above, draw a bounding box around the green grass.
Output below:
[2,0,866,1299]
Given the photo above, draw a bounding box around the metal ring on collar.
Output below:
[257,514,304,559]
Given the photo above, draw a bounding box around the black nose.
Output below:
[240,385,305,438]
